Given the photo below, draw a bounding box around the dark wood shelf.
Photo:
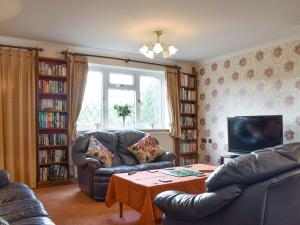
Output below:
[179,100,197,103]
[180,139,198,142]
[39,145,68,149]
[181,126,197,130]
[39,74,68,80]
[40,162,68,166]
[39,93,67,98]
[39,110,68,113]
[180,152,198,157]
[39,128,68,132]
[180,113,197,117]
[180,86,196,90]
[182,72,196,77]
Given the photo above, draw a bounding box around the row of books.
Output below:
[39,165,68,182]
[39,112,67,128]
[180,142,197,154]
[39,62,67,76]
[39,80,66,95]
[40,99,66,111]
[180,158,197,166]
[39,133,67,146]
[180,89,196,101]
[181,103,196,114]
[181,116,197,127]
[181,130,197,140]
[181,74,196,88]
[39,149,67,164]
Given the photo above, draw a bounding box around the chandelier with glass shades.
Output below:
[139,31,178,59]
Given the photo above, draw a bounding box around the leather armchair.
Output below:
[73,130,176,201]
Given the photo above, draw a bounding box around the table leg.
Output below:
[119,202,123,218]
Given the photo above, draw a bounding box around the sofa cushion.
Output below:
[85,135,114,167]
[0,198,48,223]
[128,134,165,163]
[11,217,55,225]
[118,152,139,165]
[0,183,35,204]
[133,161,174,171]
[116,129,146,153]
[94,165,137,176]
[206,147,300,192]
[0,171,9,189]
[74,131,118,154]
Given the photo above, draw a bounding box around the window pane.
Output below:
[77,71,103,131]
[108,89,136,128]
[139,76,160,129]
[110,73,134,85]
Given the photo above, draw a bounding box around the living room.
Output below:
[0,0,300,225]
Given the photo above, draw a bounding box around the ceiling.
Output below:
[1,0,300,62]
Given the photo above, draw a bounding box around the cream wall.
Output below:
[198,40,300,165]
[0,35,195,152]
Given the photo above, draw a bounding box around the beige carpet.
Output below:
[34,184,140,225]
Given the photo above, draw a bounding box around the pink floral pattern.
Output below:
[232,72,239,81]
[247,69,254,79]
[239,57,247,67]
[284,95,294,106]
[200,143,205,151]
[284,129,294,141]
[218,76,225,85]
[264,67,274,77]
[205,78,211,86]
[255,51,264,61]
[273,47,282,58]
[274,80,283,91]
[211,63,218,71]
[200,68,205,76]
[295,43,300,54]
[200,93,205,101]
[85,135,114,168]
[127,134,165,163]
[205,129,211,137]
[224,60,231,69]
[200,118,205,126]
[284,60,294,72]
[211,89,218,97]
[205,154,211,163]
[212,143,218,150]
[205,104,211,112]
[295,79,300,90]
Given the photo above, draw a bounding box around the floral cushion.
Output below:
[85,135,114,167]
[127,134,165,163]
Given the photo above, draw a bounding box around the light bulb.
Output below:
[139,45,149,56]
[168,45,178,56]
[147,50,154,59]
[163,49,170,58]
[153,42,163,54]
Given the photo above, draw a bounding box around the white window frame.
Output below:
[87,64,166,130]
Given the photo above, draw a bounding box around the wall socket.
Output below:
[201,138,207,143]
[208,139,212,143]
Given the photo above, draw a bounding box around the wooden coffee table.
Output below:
[105,164,216,225]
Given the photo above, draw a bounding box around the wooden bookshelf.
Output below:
[36,57,70,186]
[175,67,199,166]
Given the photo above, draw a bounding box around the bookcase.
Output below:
[175,67,199,166]
[36,57,70,186]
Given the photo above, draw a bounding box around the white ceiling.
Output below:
[1,0,300,62]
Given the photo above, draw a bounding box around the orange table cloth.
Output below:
[105,164,217,225]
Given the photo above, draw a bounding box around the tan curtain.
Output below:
[68,55,88,140]
[0,49,37,188]
[165,68,181,138]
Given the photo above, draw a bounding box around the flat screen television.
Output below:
[227,115,283,154]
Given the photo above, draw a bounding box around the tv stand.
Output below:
[220,153,241,165]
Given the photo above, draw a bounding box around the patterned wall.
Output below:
[198,40,300,165]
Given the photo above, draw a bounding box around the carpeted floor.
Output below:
[34,184,139,225]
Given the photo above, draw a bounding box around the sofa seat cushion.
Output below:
[128,134,166,163]
[0,198,48,223]
[0,183,35,204]
[94,165,137,176]
[133,161,174,171]
[10,217,55,225]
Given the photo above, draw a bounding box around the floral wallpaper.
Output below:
[198,40,300,165]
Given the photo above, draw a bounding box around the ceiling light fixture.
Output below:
[139,31,178,59]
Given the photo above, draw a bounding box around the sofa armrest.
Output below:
[156,152,176,162]
[72,150,102,168]
[0,170,10,188]
[154,184,241,220]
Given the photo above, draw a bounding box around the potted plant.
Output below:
[113,104,133,127]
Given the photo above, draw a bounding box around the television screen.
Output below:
[227,115,283,153]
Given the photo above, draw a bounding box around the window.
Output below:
[77,65,167,131]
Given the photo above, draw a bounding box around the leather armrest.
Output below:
[72,152,101,168]
[0,170,10,188]
[154,184,241,220]
[156,152,176,162]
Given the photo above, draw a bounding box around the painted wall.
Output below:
[198,40,300,165]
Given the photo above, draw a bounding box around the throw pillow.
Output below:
[127,134,165,163]
[85,135,114,167]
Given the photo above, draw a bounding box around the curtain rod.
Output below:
[0,44,44,52]
[61,50,180,69]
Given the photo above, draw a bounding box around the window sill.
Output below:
[77,129,170,135]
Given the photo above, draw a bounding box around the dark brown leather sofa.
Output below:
[155,142,300,225]
[0,170,55,225]
[72,129,176,201]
